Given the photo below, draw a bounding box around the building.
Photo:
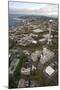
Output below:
[47,19,53,45]
[9,58,19,75]
[43,34,53,39]
[21,67,31,75]
[18,35,36,46]
[40,48,54,64]
[18,79,29,88]
[45,66,55,76]
[32,65,36,71]
[18,79,25,88]
[31,50,41,62]
[43,62,58,80]
[23,50,30,55]
[39,38,47,44]
[32,40,37,44]
[33,29,44,33]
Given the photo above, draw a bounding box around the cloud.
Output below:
[9,3,58,17]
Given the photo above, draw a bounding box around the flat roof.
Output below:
[33,29,43,33]
[45,66,55,76]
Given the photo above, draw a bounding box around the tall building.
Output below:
[47,19,53,45]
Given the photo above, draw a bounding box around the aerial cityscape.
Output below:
[9,2,58,88]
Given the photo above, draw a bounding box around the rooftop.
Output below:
[39,38,47,43]
[40,48,54,64]
[43,34,53,39]
[32,40,37,44]
[31,50,41,62]
[45,66,55,76]
[18,79,25,88]
[33,29,44,33]
[21,67,31,75]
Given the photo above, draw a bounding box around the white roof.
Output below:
[43,34,53,38]
[31,50,41,62]
[33,29,43,33]
[40,48,54,64]
[21,67,30,75]
[32,65,36,71]
[49,19,53,22]
[18,79,25,88]
[45,66,55,76]
[9,53,11,58]
[32,40,37,44]
[39,38,46,42]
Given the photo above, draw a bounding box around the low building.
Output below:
[30,80,40,87]
[31,50,41,62]
[23,50,30,55]
[32,65,36,71]
[43,34,53,39]
[21,67,31,75]
[33,25,38,29]
[9,53,11,59]
[18,79,25,88]
[49,19,53,23]
[9,58,19,75]
[45,66,55,76]
[39,38,47,44]
[40,48,54,64]
[18,79,29,88]
[33,29,44,33]
[32,40,37,44]
[18,35,36,46]
[29,33,38,37]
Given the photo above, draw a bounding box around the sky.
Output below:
[9,1,58,17]
[9,2,47,10]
